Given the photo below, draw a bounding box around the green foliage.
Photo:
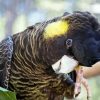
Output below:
[0,87,16,100]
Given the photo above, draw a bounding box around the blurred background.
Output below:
[0,0,100,99]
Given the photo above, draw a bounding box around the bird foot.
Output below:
[74,66,91,99]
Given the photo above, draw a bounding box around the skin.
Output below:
[75,61,100,99]
[75,66,91,99]
[83,61,100,78]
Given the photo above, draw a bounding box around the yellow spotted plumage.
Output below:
[44,20,69,39]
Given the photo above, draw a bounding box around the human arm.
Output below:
[83,61,100,78]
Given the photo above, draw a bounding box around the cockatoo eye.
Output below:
[66,39,73,48]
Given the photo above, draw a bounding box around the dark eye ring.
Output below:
[66,39,73,48]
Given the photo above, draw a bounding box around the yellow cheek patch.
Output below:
[43,20,69,39]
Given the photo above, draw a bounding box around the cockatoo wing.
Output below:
[0,36,13,89]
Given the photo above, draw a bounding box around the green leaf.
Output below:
[0,87,16,100]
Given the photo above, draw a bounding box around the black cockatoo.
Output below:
[0,11,100,100]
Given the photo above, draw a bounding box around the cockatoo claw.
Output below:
[75,66,91,100]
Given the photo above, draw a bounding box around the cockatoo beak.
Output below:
[52,55,78,74]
